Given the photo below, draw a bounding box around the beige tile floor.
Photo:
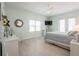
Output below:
[19,37,70,56]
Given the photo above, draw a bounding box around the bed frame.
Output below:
[45,39,70,50]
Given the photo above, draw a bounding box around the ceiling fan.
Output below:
[45,4,54,14]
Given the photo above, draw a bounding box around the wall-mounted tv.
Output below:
[45,21,52,25]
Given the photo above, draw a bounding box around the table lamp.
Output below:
[73,25,79,42]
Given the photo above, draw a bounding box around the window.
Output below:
[29,20,41,32]
[36,21,41,31]
[29,20,35,32]
[68,18,76,31]
[59,19,65,32]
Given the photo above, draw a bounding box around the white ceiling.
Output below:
[5,2,79,16]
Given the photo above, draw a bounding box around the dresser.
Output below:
[2,35,19,56]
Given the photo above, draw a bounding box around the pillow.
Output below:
[68,31,78,36]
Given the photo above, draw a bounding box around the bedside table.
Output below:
[70,39,79,56]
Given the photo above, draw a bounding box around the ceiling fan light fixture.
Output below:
[46,10,52,14]
[48,4,54,10]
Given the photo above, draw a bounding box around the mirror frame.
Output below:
[14,19,23,27]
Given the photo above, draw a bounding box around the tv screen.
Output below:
[45,21,52,25]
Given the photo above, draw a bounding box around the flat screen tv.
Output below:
[45,21,52,25]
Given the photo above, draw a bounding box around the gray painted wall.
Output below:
[5,6,46,40]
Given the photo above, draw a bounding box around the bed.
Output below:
[45,32,75,50]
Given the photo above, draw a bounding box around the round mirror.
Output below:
[14,19,23,27]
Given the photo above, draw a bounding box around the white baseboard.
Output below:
[19,35,41,41]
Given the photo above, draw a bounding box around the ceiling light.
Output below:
[46,4,54,14]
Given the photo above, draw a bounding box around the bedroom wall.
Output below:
[4,5,46,40]
[0,3,1,40]
[50,10,79,32]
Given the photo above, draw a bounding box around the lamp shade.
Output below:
[73,25,79,32]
